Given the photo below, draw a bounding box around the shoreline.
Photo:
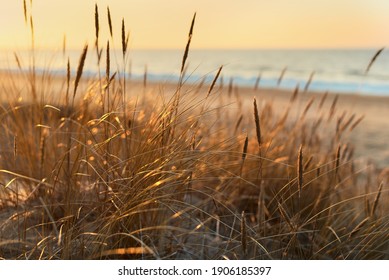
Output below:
[3,67,389,98]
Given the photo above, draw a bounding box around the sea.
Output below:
[1,48,389,96]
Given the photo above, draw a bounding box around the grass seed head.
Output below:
[242,135,249,161]
[107,6,113,38]
[298,145,303,199]
[371,181,384,217]
[94,4,99,42]
[253,97,261,148]
[365,48,384,74]
[207,66,223,97]
[181,12,196,74]
[73,44,88,99]
[241,211,247,255]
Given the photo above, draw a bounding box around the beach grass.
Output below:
[0,3,388,260]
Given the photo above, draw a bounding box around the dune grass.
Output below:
[0,3,388,260]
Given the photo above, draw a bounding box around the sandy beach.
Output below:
[1,68,388,261]
[125,79,389,169]
[244,87,389,169]
[1,70,388,169]
[3,0,389,263]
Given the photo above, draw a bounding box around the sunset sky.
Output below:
[1,0,389,50]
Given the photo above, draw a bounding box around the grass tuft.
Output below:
[0,7,387,261]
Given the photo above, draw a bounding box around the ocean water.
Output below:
[1,49,389,96]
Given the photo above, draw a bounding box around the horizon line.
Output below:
[0,46,385,52]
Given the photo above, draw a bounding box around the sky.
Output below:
[1,0,389,50]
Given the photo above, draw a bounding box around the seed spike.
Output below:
[277,67,287,86]
[121,18,126,57]
[23,0,27,24]
[30,15,34,38]
[106,41,110,83]
[371,181,384,217]
[290,84,299,103]
[365,48,384,74]
[107,6,113,38]
[181,12,196,74]
[66,58,70,107]
[328,95,339,121]
[254,72,261,91]
[73,44,88,100]
[242,134,249,161]
[304,71,315,92]
[240,211,247,255]
[319,91,328,109]
[298,145,303,199]
[94,3,99,42]
[253,97,261,148]
[207,66,223,97]
[234,114,243,134]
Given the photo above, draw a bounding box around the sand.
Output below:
[1,71,388,168]
[238,86,389,168]
[134,79,389,168]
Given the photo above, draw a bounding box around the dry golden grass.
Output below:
[0,4,388,260]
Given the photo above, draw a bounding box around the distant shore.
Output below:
[3,48,389,96]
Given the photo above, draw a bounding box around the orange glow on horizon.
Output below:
[0,0,389,50]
